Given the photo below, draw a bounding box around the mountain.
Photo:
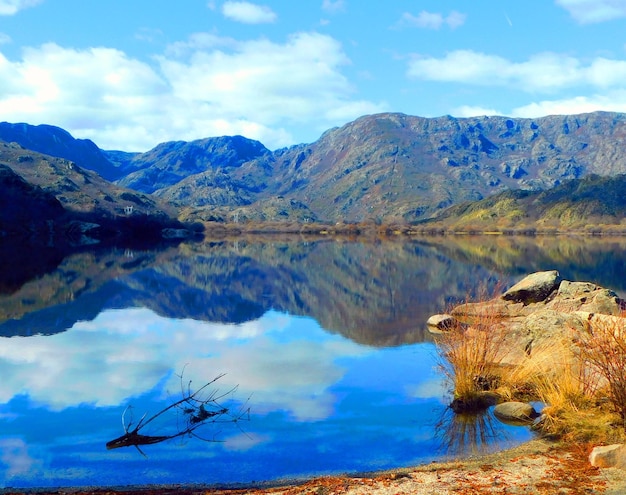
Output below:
[0,141,183,246]
[422,173,626,232]
[114,135,270,194]
[253,111,626,223]
[152,111,626,223]
[0,122,128,181]
[0,161,65,236]
[5,111,626,225]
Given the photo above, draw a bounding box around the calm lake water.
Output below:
[1,235,625,488]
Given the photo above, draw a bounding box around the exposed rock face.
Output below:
[545,280,623,314]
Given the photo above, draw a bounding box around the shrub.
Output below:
[580,316,626,425]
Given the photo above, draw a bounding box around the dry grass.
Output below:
[435,288,512,412]
[581,315,626,426]
[436,294,626,444]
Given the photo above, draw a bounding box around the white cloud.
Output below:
[511,92,626,117]
[322,0,345,13]
[157,31,385,141]
[0,33,385,151]
[0,438,40,478]
[221,1,277,24]
[398,10,466,30]
[555,0,626,23]
[408,49,626,92]
[0,0,42,16]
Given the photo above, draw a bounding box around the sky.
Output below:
[1,0,626,152]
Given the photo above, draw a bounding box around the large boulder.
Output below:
[502,270,561,304]
[520,309,590,356]
[426,314,456,333]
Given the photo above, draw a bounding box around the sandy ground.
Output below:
[4,439,626,495]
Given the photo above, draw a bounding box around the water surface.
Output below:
[2,235,624,488]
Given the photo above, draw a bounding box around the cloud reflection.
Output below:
[0,438,40,478]
[0,308,370,420]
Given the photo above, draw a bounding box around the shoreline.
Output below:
[5,439,626,494]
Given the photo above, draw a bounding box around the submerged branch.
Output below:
[106,371,249,454]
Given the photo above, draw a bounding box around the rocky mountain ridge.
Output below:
[3,111,626,225]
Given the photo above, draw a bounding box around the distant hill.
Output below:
[114,135,270,194]
[423,174,626,232]
[0,142,183,245]
[0,122,128,181]
[4,111,626,225]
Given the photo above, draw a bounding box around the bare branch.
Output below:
[106,371,246,453]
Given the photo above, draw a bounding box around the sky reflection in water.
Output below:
[0,307,532,488]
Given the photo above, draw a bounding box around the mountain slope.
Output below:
[0,142,182,244]
[0,122,125,181]
[253,111,626,222]
[5,111,626,225]
[424,173,626,231]
[116,135,270,194]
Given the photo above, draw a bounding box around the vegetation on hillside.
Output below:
[419,174,626,234]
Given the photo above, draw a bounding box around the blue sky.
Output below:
[1,0,626,151]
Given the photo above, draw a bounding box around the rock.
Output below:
[545,281,624,315]
[451,299,531,320]
[426,314,455,333]
[520,309,590,356]
[493,402,539,425]
[445,271,626,373]
[502,270,561,304]
[589,444,626,468]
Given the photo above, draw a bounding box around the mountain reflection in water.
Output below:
[1,236,625,488]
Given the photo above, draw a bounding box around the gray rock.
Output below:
[502,270,561,304]
[493,401,539,425]
[545,280,624,315]
[520,309,590,356]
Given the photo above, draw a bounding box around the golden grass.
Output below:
[435,296,626,443]
[435,290,512,412]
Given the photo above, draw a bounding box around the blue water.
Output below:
[0,308,532,488]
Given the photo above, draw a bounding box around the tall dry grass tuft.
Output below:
[580,315,626,426]
[436,294,512,412]
[498,334,611,440]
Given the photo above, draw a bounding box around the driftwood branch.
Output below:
[106,370,249,455]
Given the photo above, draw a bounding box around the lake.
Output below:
[1,235,625,489]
